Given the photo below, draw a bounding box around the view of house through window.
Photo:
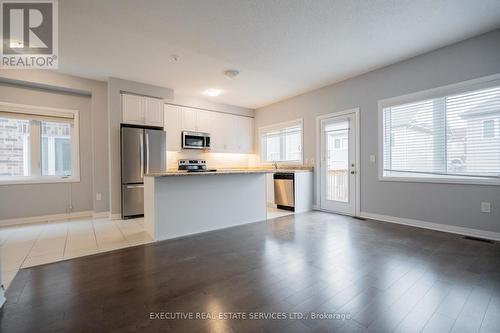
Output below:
[0,107,77,183]
[325,120,349,202]
[260,121,302,162]
[382,84,500,181]
[41,121,72,177]
[0,118,30,177]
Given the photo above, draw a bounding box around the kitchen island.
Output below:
[143,170,269,241]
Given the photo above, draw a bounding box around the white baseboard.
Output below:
[92,211,110,219]
[0,210,94,227]
[360,212,500,242]
[109,213,122,220]
[266,202,277,208]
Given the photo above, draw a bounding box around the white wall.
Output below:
[255,29,500,233]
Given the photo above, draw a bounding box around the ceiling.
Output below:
[59,0,500,109]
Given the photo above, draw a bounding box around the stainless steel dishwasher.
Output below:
[274,173,295,211]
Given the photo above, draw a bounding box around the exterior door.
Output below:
[320,112,357,215]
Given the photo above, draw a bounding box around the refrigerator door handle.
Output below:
[145,133,150,174]
[126,184,144,189]
[140,133,144,179]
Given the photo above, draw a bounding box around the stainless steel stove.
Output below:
[178,159,217,172]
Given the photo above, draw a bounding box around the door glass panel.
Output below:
[325,120,349,202]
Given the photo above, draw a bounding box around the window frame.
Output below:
[258,118,304,164]
[378,74,500,186]
[0,101,80,185]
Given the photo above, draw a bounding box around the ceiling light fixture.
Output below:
[204,88,223,97]
[224,69,239,79]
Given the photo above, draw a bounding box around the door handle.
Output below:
[126,184,144,189]
[145,133,150,174]
[139,133,144,178]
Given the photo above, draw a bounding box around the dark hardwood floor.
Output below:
[1,211,500,332]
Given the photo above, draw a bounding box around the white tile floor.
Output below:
[1,209,291,291]
[266,206,295,219]
[0,217,152,290]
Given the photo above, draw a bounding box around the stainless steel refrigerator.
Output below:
[121,126,166,219]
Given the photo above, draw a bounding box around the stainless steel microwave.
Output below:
[182,131,211,150]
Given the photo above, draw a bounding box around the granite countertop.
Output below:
[145,166,313,177]
[145,169,270,177]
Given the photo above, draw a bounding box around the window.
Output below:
[483,120,495,139]
[260,120,303,162]
[0,102,79,184]
[380,79,500,184]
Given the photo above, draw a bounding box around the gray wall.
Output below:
[107,77,174,216]
[255,29,500,233]
[0,70,109,219]
[0,84,93,219]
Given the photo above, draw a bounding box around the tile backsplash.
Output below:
[167,151,258,169]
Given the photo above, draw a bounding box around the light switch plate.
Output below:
[370,155,376,163]
[96,193,102,201]
[481,202,491,213]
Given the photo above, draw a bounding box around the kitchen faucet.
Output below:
[273,162,278,170]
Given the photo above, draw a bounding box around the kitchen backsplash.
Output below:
[167,151,258,169]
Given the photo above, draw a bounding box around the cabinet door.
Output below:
[181,107,198,131]
[222,113,238,152]
[237,116,254,153]
[164,104,181,151]
[196,109,213,133]
[122,94,144,125]
[145,98,164,127]
[210,112,226,152]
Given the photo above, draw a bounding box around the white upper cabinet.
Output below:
[237,116,254,153]
[145,98,163,127]
[181,107,198,131]
[164,104,181,151]
[121,93,164,127]
[162,103,254,154]
[196,110,213,133]
[210,113,253,153]
[210,112,228,151]
[122,94,144,125]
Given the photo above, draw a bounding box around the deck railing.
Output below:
[326,169,348,202]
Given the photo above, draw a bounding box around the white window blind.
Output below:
[260,121,302,162]
[382,85,500,181]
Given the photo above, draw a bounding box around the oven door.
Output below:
[182,131,205,149]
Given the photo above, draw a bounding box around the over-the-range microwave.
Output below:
[182,131,211,150]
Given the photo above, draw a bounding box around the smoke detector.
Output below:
[224,69,239,79]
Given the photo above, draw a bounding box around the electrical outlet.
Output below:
[370,155,376,163]
[481,202,491,213]
[96,193,102,201]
